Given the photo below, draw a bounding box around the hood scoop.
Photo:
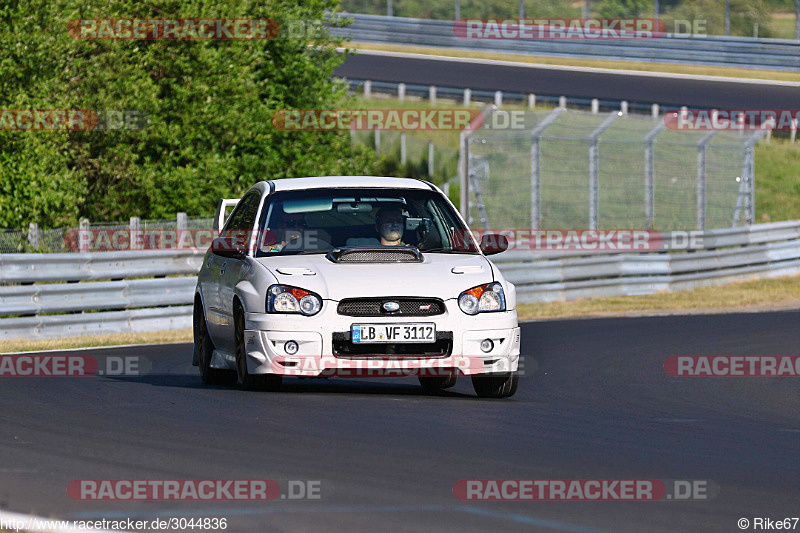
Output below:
[275,267,316,276]
[326,246,423,264]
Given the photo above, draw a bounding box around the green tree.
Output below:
[0,0,377,228]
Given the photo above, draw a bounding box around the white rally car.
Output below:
[192,176,520,398]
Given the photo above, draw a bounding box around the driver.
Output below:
[375,206,410,246]
[262,211,305,252]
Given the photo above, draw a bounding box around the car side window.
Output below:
[224,192,258,231]
[240,192,261,231]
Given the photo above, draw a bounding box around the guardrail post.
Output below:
[644,121,667,230]
[529,107,567,231]
[27,223,39,250]
[559,96,567,108]
[528,94,536,109]
[79,218,90,252]
[791,119,797,143]
[589,112,621,230]
[130,216,140,250]
[620,100,628,115]
[429,85,437,104]
[651,104,659,118]
[463,88,471,106]
[364,80,372,98]
[398,82,406,101]
[400,132,407,164]
[374,127,380,152]
[494,91,502,106]
[387,0,393,16]
[591,99,599,114]
[428,141,435,177]
[696,130,717,231]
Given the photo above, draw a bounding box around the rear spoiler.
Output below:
[214,198,240,234]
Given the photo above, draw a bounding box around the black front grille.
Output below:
[337,298,445,317]
[332,331,452,357]
[327,247,422,263]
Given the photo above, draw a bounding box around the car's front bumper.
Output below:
[241,300,520,377]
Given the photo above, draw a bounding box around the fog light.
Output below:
[285,341,299,355]
[480,339,494,353]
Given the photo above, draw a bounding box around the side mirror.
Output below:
[211,235,248,258]
[480,233,509,255]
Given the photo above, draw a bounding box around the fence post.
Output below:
[400,132,407,164]
[398,82,406,101]
[130,216,140,250]
[464,88,471,106]
[27,222,39,250]
[644,121,667,230]
[651,103,660,118]
[79,218,90,252]
[374,127,380,152]
[363,80,371,98]
[588,112,621,230]
[591,99,599,114]
[696,130,717,231]
[733,130,768,226]
[429,85,437,105]
[459,104,496,220]
[559,96,567,108]
[428,141,435,178]
[459,131,469,218]
[791,119,797,143]
[528,94,536,109]
[177,212,187,251]
[494,91,503,106]
[529,107,567,231]
[620,100,628,115]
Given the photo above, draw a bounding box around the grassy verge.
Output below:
[347,42,800,83]
[517,274,800,320]
[0,328,193,354]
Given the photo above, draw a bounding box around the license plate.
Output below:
[351,323,436,344]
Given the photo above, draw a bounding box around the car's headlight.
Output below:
[458,283,506,315]
[267,285,322,316]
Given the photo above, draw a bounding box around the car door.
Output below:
[199,250,222,340]
[216,191,261,352]
[205,192,254,345]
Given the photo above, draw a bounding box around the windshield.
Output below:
[254,187,476,256]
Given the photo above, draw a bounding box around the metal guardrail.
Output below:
[493,220,800,302]
[1,220,800,340]
[332,14,800,70]
[0,250,204,341]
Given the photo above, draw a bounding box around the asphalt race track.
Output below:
[1,311,798,532]
[334,52,800,110]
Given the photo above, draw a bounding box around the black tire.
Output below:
[194,301,236,386]
[419,371,458,391]
[234,304,282,392]
[471,371,519,398]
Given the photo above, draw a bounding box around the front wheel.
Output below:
[194,301,236,386]
[234,304,282,392]
[472,372,518,398]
